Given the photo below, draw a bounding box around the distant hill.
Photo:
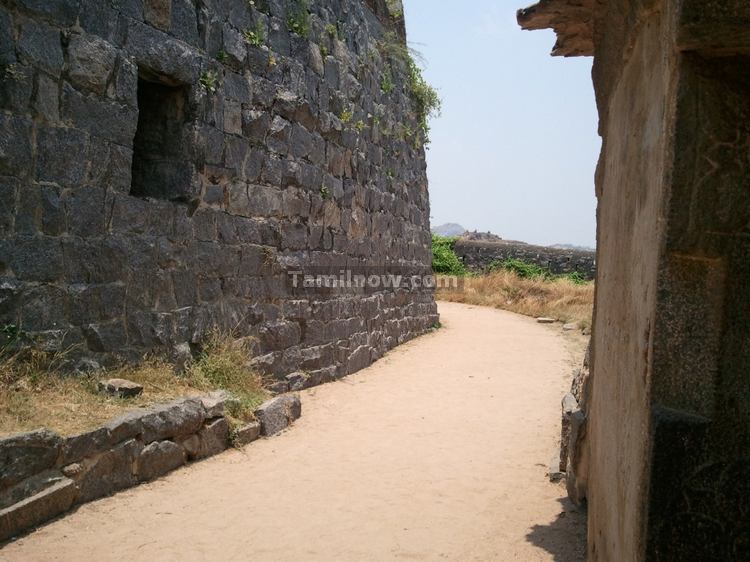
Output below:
[431,223,467,237]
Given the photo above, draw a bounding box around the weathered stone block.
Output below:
[260,320,301,351]
[0,63,33,112]
[144,0,172,31]
[171,0,199,44]
[10,238,63,281]
[0,114,33,177]
[137,440,186,481]
[62,427,111,465]
[0,475,76,542]
[254,394,302,436]
[194,417,229,459]
[17,0,80,26]
[83,321,128,352]
[61,83,137,146]
[124,20,201,85]
[285,371,310,391]
[105,408,150,444]
[0,7,15,66]
[0,430,62,491]
[75,438,142,504]
[232,422,261,447]
[139,398,206,444]
[17,19,64,76]
[35,126,88,187]
[67,33,118,95]
[200,390,236,419]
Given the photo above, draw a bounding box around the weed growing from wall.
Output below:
[286,0,310,37]
[243,21,266,47]
[199,70,220,94]
[377,32,441,145]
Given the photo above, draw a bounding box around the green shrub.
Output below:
[490,258,550,279]
[488,259,590,284]
[565,271,588,285]
[432,235,466,275]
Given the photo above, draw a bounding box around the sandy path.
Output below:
[2,302,585,561]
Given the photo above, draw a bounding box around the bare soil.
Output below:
[2,302,586,561]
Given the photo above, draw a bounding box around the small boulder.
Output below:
[98,378,144,398]
[562,323,579,332]
[536,317,556,324]
[0,476,77,542]
[254,395,302,436]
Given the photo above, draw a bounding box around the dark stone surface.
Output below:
[0,0,438,387]
[194,417,229,459]
[137,440,186,481]
[232,422,261,446]
[61,427,111,465]
[0,429,62,491]
[74,438,142,504]
[139,398,206,444]
[255,394,302,436]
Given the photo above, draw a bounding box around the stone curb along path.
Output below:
[0,392,302,542]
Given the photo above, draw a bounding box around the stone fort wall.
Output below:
[454,239,597,280]
[0,0,438,383]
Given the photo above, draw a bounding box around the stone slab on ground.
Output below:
[0,476,76,542]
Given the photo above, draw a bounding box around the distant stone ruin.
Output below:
[454,237,596,279]
[0,0,437,382]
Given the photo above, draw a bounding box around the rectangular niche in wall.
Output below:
[130,71,195,202]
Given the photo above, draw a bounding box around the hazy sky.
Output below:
[402,0,600,248]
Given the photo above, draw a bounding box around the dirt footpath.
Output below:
[2,302,586,561]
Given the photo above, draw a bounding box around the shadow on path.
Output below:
[526,496,587,562]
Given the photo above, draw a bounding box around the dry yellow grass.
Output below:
[0,335,269,437]
[436,271,595,329]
